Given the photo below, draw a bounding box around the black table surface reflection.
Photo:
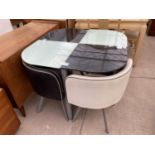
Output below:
[44,29,128,75]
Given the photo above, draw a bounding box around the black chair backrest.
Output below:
[23,62,64,100]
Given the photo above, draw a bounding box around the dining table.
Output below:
[21,29,129,120]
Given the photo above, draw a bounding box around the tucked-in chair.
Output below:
[23,62,68,120]
[65,59,133,133]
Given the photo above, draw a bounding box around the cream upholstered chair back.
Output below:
[0,19,13,36]
[66,59,133,109]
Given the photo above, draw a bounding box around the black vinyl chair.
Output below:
[23,62,68,120]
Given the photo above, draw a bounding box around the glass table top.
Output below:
[22,40,78,68]
[80,29,127,49]
[22,29,128,73]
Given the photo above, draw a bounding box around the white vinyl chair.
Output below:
[65,59,133,133]
[0,19,13,36]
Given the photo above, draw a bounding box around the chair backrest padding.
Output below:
[66,59,132,109]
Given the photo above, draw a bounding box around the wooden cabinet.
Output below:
[0,21,58,116]
[147,20,155,36]
[0,88,20,134]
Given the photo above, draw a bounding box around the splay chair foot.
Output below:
[102,109,109,134]
[72,107,82,121]
[36,96,44,113]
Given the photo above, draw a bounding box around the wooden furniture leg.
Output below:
[19,106,26,117]
[133,25,147,66]
[0,88,20,134]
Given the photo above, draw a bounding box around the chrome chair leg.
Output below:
[102,109,109,134]
[37,96,44,113]
[60,98,69,121]
[61,69,73,120]
[64,99,73,120]
[58,82,69,121]
[79,109,87,134]
[72,107,82,121]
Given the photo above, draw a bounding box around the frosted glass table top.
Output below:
[80,29,127,49]
[21,29,128,73]
[21,40,78,68]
